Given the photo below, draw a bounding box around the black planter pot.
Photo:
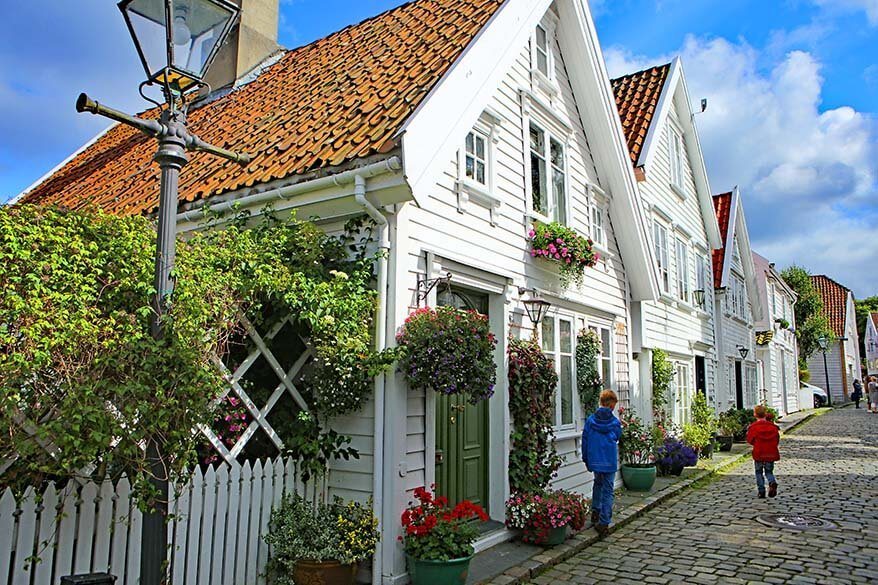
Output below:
[699,442,714,459]
[657,463,685,477]
[717,436,733,452]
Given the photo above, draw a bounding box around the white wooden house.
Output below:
[712,188,764,411]
[866,313,878,377]
[610,59,723,424]
[806,275,862,403]
[15,1,660,582]
[752,252,801,415]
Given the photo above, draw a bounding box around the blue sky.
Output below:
[1,0,876,296]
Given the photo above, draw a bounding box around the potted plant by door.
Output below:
[402,486,488,585]
[504,490,589,546]
[716,410,741,452]
[265,494,379,585]
[619,408,657,491]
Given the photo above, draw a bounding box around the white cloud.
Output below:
[812,0,878,26]
[605,37,878,297]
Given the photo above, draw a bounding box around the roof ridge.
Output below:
[811,274,850,292]
[609,61,672,83]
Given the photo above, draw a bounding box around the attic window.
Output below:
[456,110,502,225]
[669,126,684,191]
[535,24,550,77]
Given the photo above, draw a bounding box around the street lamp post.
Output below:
[818,335,832,407]
[75,2,248,583]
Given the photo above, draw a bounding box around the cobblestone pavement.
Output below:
[530,407,878,584]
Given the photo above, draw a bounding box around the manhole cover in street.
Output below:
[755,514,837,531]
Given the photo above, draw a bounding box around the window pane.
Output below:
[476,162,485,185]
[466,132,474,155]
[541,319,555,351]
[536,25,548,50]
[601,328,611,355]
[602,358,611,389]
[465,155,474,180]
[560,320,572,353]
[552,170,566,223]
[530,124,544,152]
[560,356,573,425]
[531,154,547,214]
[475,135,485,159]
[550,139,564,167]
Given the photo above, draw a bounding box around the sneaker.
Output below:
[757,492,766,499]
[595,524,609,537]
[591,510,600,526]
[768,482,778,498]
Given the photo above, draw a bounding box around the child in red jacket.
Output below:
[746,405,780,498]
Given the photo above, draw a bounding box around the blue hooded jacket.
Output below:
[581,407,622,473]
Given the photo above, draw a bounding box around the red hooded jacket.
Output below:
[746,418,780,462]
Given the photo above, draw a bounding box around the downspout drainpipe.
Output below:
[356,175,390,585]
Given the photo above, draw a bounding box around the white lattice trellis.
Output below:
[200,313,313,465]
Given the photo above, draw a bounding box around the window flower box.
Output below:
[528,222,598,288]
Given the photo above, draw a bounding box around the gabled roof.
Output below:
[16,0,505,215]
[810,275,851,337]
[712,191,733,289]
[610,63,671,165]
[610,58,722,250]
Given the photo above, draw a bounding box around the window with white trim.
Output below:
[542,316,575,428]
[675,238,690,303]
[653,221,670,293]
[464,130,488,186]
[534,24,550,78]
[591,205,605,248]
[589,324,614,392]
[745,363,758,407]
[729,274,746,319]
[695,254,708,310]
[770,283,777,318]
[672,362,692,426]
[669,126,684,189]
[529,122,567,223]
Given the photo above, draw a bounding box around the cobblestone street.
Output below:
[530,407,878,584]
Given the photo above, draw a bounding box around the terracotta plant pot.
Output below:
[621,464,657,491]
[293,559,356,585]
[407,554,473,585]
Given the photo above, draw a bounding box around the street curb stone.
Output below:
[476,408,828,585]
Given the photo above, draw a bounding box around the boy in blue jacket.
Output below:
[581,389,622,536]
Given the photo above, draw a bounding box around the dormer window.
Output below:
[455,109,503,225]
[465,131,487,186]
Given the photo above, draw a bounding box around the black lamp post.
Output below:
[75,2,247,584]
[520,288,551,340]
[818,335,832,407]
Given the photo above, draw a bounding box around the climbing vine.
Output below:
[575,329,602,417]
[0,206,395,500]
[651,348,675,428]
[507,337,562,494]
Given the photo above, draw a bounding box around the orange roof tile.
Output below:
[810,275,850,336]
[19,0,505,215]
[711,192,732,289]
[610,63,671,165]
[871,312,878,330]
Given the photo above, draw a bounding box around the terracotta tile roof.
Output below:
[810,274,850,336]
[871,312,878,331]
[610,63,671,165]
[19,0,505,215]
[711,192,733,289]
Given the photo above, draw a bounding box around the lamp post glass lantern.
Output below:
[119,0,239,93]
[693,289,705,309]
[737,345,749,360]
[521,290,551,340]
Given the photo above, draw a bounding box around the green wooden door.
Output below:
[435,287,490,513]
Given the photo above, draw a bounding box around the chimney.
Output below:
[203,0,280,91]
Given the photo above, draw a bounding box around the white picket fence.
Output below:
[0,456,303,585]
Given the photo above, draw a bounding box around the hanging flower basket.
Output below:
[528,222,598,287]
[396,307,498,404]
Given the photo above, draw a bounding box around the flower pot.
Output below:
[717,436,733,452]
[541,525,568,546]
[293,559,356,585]
[621,464,657,491]
[407,554,473,585]
[699,442,714,459]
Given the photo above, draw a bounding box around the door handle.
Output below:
[436,450,444,464]
[450,415,456,425]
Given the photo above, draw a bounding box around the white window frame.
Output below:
[654,221,670,294]
[675,238,690,304]
[541,314,576,430]
[455,110,502,225]
[528,120,568,224]
[534,24,551,79]
[672,361,692,426]
[668,125,685,191]
[745,363,758,408]
[530,19,559,96]
[589,323,615,395]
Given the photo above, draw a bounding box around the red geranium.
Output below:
[400,485,488,561]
